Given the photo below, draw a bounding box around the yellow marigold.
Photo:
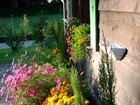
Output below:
[47,98,55,105]
[63,92,68,96]
[62,96,69,104]
[84,100,89,105]
[42,98,48,105]
[67,96,74,104]
[58,93,64,99]
[60,86,66,93]
[62,81,67,85]
[51,95,58,101]
[56,99,63,105]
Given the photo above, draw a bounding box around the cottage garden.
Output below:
[0,1,116,105]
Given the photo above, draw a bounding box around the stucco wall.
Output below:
[96,0,140,105]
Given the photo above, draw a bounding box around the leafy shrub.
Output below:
[2,16,27,53]
[32,16,48,47]
[47,20,66,60]
[70,67,90,105]
[66,23,90,62]
[0,60,91,105]
[0,62,70,105]
[98,38,116,105]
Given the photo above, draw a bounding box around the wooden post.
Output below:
[90,0,99,51]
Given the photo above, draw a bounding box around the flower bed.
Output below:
[0,62,92,105]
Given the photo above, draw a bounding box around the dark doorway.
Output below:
[72,0,90,24]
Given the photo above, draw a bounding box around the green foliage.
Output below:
[21,14,28,36]
[69,24,90,62]
[0,45,37,63]
[15,19,65,66]
[98,50,116,105]
[2,15,27,53]
[32,16,48,47]
[8,63,70,105]
[70,67,84,105]
[68,18,80,30]
[50,20,66,60]
[18,73,56,105]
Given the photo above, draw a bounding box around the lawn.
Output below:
[0,13,63,63]
[0,45,38,63]
[0,13,63,36]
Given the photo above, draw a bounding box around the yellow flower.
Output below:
[67,97,74,104]
[58,93,64,99]
[85,100,89,105]
[56,99,63,105]
[47,98,55,105]
[63,96,68,104]
[60,86,66,93]
[51,95,58,101]
[63,92,68,96]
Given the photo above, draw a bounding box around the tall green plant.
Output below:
[70,67,84,105]
[54,21,66,60]
[21,14,28,37]
[98,39,116,105]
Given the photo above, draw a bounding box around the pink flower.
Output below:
[29,88,38,97]
[80,71,84,76]
[54,78,61,92]
[43,64,55,75]
[39,80,44,86]
[50,78,62,94]
[0,87,4,96]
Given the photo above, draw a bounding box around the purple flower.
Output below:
[54,78,61,92]
[29,88,38,97]
[43,64,55,75]
[80,71,84,76]
[39,80,44,86]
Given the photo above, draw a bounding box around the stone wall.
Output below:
[95,0,140,105]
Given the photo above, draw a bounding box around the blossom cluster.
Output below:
[42,80,74,105]
[66,21,90,62]
[0,62,56,104]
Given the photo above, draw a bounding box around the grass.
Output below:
[0,13,63,63]
[0,45,37,63]
[0,14,63,35]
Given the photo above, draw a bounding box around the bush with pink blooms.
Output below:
[0,62,70,105]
